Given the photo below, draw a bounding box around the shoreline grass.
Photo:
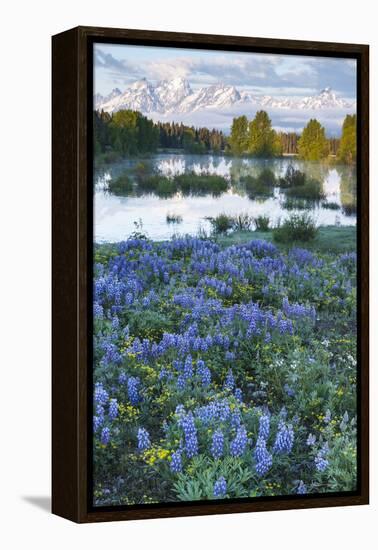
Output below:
[95,225,356,256]
[216,225,356,253]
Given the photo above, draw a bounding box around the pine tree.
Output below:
[297,119,328,161]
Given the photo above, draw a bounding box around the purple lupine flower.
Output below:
[273,422,294,454]
[315,444,329,472]
[297,481,307,494]
[127,376,140,405]
[224,369,235,391]
[170,450,183,473]
[108,398,118,420]
[234,388,243,402]
[94,383,108,406]
[211,429,224,459]
[230,426,248,457]
[258,414,270,440]
[137,427,151,451]
[213,477,227,498]
[179,413,198,458]
[101,426,110,445]
[254,437,273,476]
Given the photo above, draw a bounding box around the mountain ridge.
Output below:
[95,78,356,115]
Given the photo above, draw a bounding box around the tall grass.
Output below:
[208,213,234,234]
[233,213,253,231]
[254,215,271,231]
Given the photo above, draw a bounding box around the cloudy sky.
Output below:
[94,43,357,100]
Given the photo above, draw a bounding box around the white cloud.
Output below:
[94,45,357,100]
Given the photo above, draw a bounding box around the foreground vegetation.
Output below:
[93,229,357,505]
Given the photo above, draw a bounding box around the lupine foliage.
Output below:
[93,236,357,505]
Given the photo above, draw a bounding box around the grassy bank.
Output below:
[216,225,356,254]
[95,225,356,260]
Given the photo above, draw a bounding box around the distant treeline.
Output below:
[94,109,356,163]
[278,133,340,156]
[94,110,226,157]
[156,121,227,153]
[279,132,299,155]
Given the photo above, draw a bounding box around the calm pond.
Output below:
[94,153,356,242]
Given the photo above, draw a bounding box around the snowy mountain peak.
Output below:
[165,77,191,89]
[155,78,193,111]
[95,80,355,116]
[175,83,241,113]
[297,88,353,110]
[130,78,152,90]
[94,87,122,109]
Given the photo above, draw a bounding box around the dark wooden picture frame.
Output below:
[52,26,369,523]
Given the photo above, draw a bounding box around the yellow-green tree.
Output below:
[297,119,328,161]
[337,114,357,164]
[229,115,249,155]
[247,111,281,157]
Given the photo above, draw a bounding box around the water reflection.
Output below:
[94,153,356,242]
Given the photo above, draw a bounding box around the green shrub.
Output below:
[243,175,274,198]
[175,173,228,195]
[285,178,325,201]
[133,161,152,182]
[254,215,271,231]
[257,168,276,186]
[208,213,234,234]
[138,175,177,195]
[273,213,318,243]
[108,174,133,194]
[128,310,173,341]
[137,174,161,191]
[156,178,177,196]
[278,165,306,188]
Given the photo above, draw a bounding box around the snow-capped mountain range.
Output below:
[95,78,355,116]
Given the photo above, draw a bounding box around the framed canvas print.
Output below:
[52,26,369,523]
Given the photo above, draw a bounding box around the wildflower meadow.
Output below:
[92,236,357,505]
